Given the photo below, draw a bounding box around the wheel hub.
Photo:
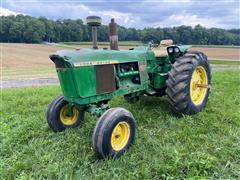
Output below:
[190,66,208,105]
[60,105,79,126]
[111,122,130,151]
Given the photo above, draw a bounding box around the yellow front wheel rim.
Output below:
[190,66,208,105]
[111,122,130,151]
[60,105,79,126]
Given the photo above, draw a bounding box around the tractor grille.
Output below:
[95,65,116,94]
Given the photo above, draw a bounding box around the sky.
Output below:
[1,0,240,29]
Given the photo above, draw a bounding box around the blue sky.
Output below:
[1,0,240,29]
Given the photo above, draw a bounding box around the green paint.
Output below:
[57,69,78,98]
[51,48,146,67]
[73,66,96,98]
[118,70,139,78]
[51,44,191,107]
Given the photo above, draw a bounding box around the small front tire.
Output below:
[92,107,136,159]
[46,95,84,132]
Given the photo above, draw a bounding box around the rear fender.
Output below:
[167,45,192,63]
[178,45,192,53]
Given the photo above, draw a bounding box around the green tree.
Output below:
[0,15,239,45]
[23,17,45,43]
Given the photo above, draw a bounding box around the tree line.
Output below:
[0,15,239,45]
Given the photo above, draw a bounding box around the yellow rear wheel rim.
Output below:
[111,122,130,151]
[190,66,208,105]
[60,105,79,126]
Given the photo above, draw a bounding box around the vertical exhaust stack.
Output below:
[86,16,102,49]
[109,18,119,50]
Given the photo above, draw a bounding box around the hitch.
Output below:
[86,104,110,117]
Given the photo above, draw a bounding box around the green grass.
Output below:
[192,45,240,48]
[1,71,240,179]
[2,67,56,80]
[209,60,240,65]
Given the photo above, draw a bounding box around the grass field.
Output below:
[189,47,240,61]
[61,41,144,46]
[192,45,240,48]
[1,70,240,179]
[62,42,240,48]
[59,42,240,61]
[0,43,135,80]
[1,43,62,80]
[209,60,240,65]
[1,43,239,80]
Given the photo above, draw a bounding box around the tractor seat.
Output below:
[152,39,173,57]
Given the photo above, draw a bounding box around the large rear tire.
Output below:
[166,51,211,115]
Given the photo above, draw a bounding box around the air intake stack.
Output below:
[86,16,102,49]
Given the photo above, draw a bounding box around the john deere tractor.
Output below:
[46,16,211,159]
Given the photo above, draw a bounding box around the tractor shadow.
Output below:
[139,96,172,112]
[118,95,177,120]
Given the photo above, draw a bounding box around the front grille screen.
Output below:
[95,65,116,94]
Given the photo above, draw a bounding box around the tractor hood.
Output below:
[50,48,147,68]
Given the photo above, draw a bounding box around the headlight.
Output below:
[168,48,173,53]
[174,48,180,53]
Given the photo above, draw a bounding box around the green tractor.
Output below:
[47,16,211,159]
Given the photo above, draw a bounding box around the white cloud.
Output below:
[152,13,222,28]
[60,4,140,26]
[2,0,239,28]
[0,7,25,16]
[70,4,138,25]
[90,10,139,25]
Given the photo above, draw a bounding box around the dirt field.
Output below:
[1,43,239,82]
[1,43,63,68]
[1,43,64,80]
[190,47,240,60]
